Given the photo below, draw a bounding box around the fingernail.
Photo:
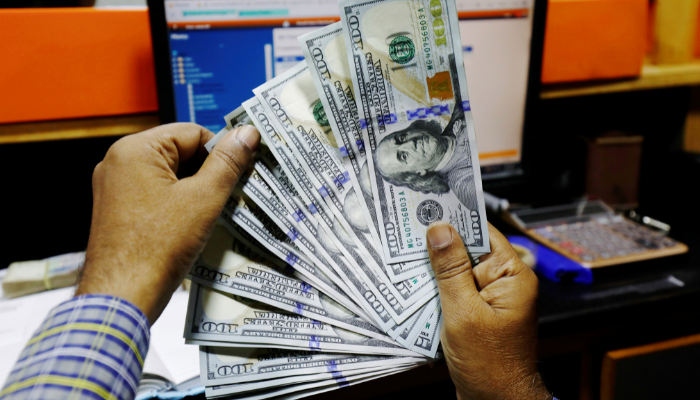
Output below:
[237,125,260,152]
[427,222,453,249]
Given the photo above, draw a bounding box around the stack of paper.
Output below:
[2,252,84,299]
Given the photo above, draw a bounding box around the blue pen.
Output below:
[508,236,593,285]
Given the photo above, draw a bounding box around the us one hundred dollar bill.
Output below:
[185,281,420,356]
[299,22,435,283]
[204,364,401,398]
[251,157,436,339]
[206,104,262,153]
[254,147,396,324]
[188,341,314,352]
[216,201,373,324]
[207,109,374,323]
[236,170,369,313]
[243,97,400,331]
[392,296,439,348]
[247,152,438,322]
[252,63,383,274]
[239,175,438,348]
[199,345,424,387]
[206,365,412,399]
[223,105,255,131]
[268,369,411,400]
[244,97,437,326]
[251,152,388,325]
[252,63,441,312]
[409,300,442,358]
[189,236,385,339]
[340,0,490,263]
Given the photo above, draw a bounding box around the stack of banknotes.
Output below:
[184,0,490,398]
[3,252,84,299]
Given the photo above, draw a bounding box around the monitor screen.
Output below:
[156,0,536,176]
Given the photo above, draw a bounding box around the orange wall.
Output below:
[0,9,158,124]
[542,0,648,84]
[1,3,654,124]
[696,3,700,58]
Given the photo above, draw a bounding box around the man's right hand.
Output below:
[426,222,551,400]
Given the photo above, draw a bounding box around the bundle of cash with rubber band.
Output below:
[186,1,490,398]
[2,252,84,299]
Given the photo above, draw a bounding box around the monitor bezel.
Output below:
[147,0,176,124]
[479,0,547,184]
[509,0,547,182]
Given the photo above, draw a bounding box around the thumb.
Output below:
[426,221,481,317]
[194,125,260,202]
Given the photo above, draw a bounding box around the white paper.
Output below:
[146,289,200,385]
[0,285,73,387]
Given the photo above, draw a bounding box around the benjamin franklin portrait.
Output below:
[374,103,478,211]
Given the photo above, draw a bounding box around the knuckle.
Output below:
[522,268,540,297]
[161,122,210,143]
[493,245,520,267]
[105,136,137,164]
[525,267,539,286]
[93,161,104,177]
[92,162,105,187]
[433,252,472,281]
[211,145,247,180]
[165,121,200,131]
[180,122,204,131]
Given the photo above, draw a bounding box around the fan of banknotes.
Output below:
[184,1,490,398]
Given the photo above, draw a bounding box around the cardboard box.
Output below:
[584,132,643,209]
[542,0,648,84]
[0,8,158,124]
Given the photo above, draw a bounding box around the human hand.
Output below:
[426,222,551,400]
[76,123,260,324]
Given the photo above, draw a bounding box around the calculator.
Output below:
[504,200,688,268]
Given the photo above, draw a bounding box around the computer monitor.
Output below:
[147,0,546,181]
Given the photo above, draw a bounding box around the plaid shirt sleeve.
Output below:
[0,294,150,400]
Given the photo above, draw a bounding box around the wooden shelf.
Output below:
[0,113,160,145]
[541,62,700,99]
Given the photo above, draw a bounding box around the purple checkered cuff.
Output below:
[0,294,150,400]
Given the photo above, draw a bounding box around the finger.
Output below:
[192,125,260,202]
[139,122,215,174]
[473,223,532,290]
[176,129,219,179]
[426,221,481,315]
